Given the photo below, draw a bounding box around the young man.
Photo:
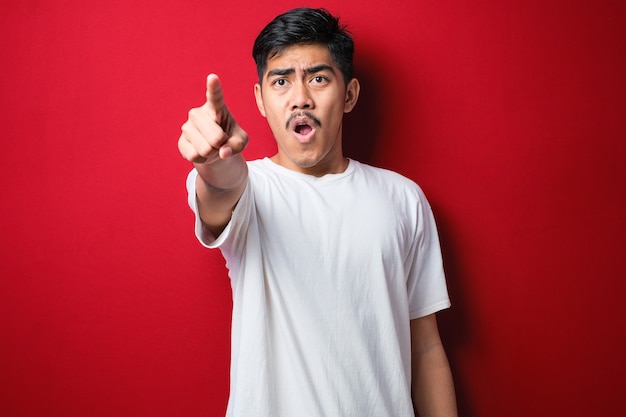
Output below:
[178,7,458,417]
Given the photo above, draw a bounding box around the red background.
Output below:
[1,1,624,416]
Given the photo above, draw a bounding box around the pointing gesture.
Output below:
[178,74,250,236]
[179,74,248,164]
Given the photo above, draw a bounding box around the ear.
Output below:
[343,78,360,113]
[254,83,266,117]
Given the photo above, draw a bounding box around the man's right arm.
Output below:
[178,74,249,237]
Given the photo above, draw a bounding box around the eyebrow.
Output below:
[266,64,336,79]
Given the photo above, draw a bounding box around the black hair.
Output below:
[252,8,354,85]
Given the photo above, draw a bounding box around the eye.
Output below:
[272,78,288,88]
[311,75,328,85]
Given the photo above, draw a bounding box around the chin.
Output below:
[282,148,321,167]
[293,157,321,169]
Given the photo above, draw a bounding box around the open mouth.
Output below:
[286,111,321,142]
[287,111,321,130]
[295,123,314,135]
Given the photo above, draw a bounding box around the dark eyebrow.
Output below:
[267,68,295,78]
[266,64,336,79]
[304,64,335,75]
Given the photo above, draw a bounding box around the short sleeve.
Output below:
[186,168,252,250]
[406,188,451,319]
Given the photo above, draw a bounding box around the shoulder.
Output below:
[353,159,412,181]
[351,160,426,197]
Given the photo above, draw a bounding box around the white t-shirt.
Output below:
[187,158,450,417]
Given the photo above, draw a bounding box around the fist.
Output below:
[178,74,248,164]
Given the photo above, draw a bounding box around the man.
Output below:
[178,7,458,417]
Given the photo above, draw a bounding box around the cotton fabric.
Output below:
[187,158,450,417]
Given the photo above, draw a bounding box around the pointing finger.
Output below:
[206,73,225,123]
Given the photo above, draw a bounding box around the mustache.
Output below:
[285,111,322,129]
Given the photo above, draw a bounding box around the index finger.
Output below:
[206,73,225,122]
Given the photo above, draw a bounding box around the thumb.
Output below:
[218,122,249,159]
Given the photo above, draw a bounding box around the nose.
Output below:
[290,82,314,110]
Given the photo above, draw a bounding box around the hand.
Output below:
[179,74,248,164]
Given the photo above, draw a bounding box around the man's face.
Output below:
[254,44,359,176]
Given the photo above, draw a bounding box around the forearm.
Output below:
[411,342,458,417]
[195,153,248,235]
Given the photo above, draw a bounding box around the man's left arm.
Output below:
[411,314,458,417]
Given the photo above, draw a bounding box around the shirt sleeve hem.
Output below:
[409,299,451,320]
[186,168,233,249]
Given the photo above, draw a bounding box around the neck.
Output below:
[270,154,349,177]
